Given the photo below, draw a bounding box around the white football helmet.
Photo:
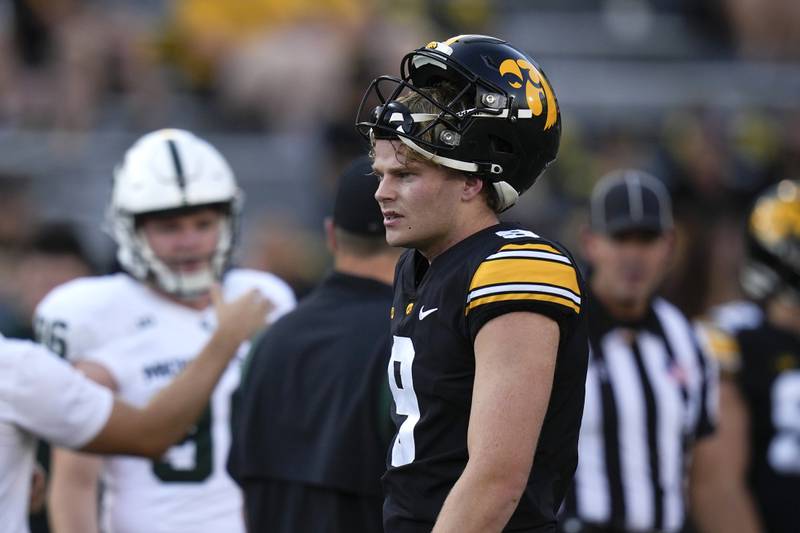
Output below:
[106,129,243,298]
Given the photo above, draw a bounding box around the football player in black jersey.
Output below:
[694,179,800,533]
[356,35,589,532]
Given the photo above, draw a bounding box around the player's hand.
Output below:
[28,462,47,515]
[210,284,273,345]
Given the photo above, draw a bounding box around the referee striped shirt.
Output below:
[561,293,717,533]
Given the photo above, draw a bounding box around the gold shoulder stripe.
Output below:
[499,243,564,255]
[696,323,741,371]
[705,328,739,357]
[470,258,580,297]
[467,292,580,314]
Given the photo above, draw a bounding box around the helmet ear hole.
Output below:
[489,135,513,155]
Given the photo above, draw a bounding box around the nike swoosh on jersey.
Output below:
[419,306,439,320]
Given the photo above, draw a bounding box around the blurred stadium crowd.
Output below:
[0,0,800,333]
[0,1,799,529]
[2,0,800,330]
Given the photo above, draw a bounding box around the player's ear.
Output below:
[324,217,336,253]
[660,228,676,257]
[580,224,597,262]
[461,174,484,202]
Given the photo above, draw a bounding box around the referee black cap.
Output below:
[590,169,673,236]
[332,155,384,236]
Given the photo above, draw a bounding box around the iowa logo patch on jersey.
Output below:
[467,243,581,315]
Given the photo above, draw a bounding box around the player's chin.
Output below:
[617,284,649,303]
[384,228,410,248]
[169,260,212,272]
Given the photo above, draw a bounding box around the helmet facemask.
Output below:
[108,200,241,299]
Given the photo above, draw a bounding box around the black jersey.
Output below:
[699,301,800,533]
[383,223,589,533]
[228,272,394,533]
[736,322,800,533]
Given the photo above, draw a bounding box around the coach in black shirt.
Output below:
[560,170,718,533]
[228,157,401,532]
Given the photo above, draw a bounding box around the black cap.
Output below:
[332,156,384,236]
[590,169,673,235]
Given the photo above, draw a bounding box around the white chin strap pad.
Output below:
[493,181,519,211]
[135,233,217,299]
[149,258,216,298]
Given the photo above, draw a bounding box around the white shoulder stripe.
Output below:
[485,250,572,264]
[467,283,582,304]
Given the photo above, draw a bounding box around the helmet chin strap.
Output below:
[151,260,216,299]
[397,134,520,211]
[397,133,478,172]
[136,236,217,299]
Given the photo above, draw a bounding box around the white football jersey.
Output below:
[34,270,296,533]
[0,336,114,533]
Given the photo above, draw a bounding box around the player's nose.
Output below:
[375,176,395,204]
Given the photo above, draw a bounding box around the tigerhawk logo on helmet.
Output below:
[742,179,800,300]
[356,34,561,212]
[498,58,558,129]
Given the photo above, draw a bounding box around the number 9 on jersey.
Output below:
[388,336,420,467]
